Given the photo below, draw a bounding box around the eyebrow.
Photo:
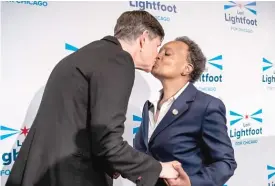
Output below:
[160,46,173,52]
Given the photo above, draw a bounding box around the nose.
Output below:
[156,54,162,61]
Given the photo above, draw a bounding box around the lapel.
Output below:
[141,101,151,149]
[149,83,198,144]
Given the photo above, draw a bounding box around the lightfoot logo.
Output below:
[268,165,275,186]
[132,115,142,135]
[128,1,177,22]
[0,125,29,141]
[0,140,23,176]
[7,1,48,7]
[262,58,275,91]
[0,125,28,177]
[196,55,223,93]
[65,43,78,52]
[229,108,262,146]
[224,1,257,33]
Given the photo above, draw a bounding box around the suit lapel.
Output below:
[149,83,198,144]
[141,101,151,149]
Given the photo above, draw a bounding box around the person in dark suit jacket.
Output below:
[6,10,180,186]
[134,36,237,186]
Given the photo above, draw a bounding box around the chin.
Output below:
[152,70,166,80]
[135,66,150,73]
[145,65,154,73]
[143,66,152,73]
[151,70,160,77]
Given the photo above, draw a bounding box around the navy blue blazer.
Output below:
[134,83,237,186]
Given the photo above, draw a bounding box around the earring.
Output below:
[181,72,185,76]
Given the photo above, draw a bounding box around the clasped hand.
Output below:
[160,161,191,186]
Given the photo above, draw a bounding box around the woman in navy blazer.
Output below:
[134,36,237,186]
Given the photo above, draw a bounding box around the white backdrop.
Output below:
[1,1,275,186]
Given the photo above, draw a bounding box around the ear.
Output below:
[186,63,194,75]
[181,63,194,76]
[139,30,150,49]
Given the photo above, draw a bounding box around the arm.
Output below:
[133,104,147,153]
[133,125,146,152]
[89,52,161,186]
[189,98,237,186]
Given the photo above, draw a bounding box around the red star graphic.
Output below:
[245,114,249,119]
[20,126,29,136]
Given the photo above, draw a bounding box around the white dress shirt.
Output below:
[148,82,189,141]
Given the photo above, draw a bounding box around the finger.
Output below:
[171,161,181,167]
[164,179,170,186]
[166,178,177,186]
[173,164,188,178]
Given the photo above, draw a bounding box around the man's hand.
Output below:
[164,164,191,186]
[159,161,180,179]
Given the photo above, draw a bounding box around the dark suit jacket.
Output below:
[134,83,237,186]
[6,36,161,186]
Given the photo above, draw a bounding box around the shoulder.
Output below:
[94,40,134,70]
[76,40,134,77]
[195,89,225,111]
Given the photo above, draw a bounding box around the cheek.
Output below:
[162,59,173,66]
[152,47,158,56]
[165,67,179,77]
[144,50,157,64]
[157,61,169,72]
[162,61,179,74]
[149,44,158,58]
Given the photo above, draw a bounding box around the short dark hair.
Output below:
[114,10,165,41]
[175,36,206,83]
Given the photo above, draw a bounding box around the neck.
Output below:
[118,39,137,61]
[118,39,148,71]
[161,78,189,101]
